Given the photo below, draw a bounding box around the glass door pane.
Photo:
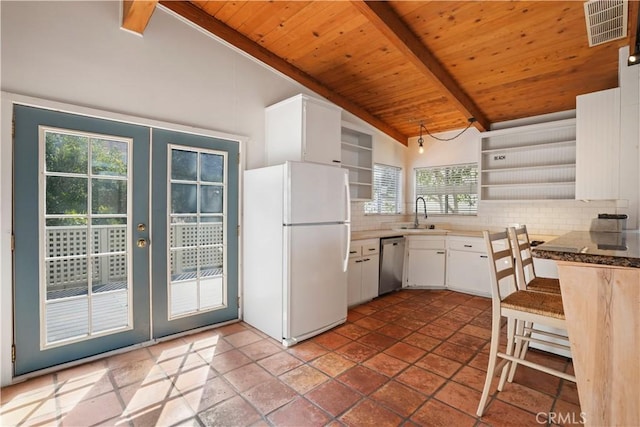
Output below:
[168,147,226,318]
[42,129,132,347]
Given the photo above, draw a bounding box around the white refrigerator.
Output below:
[243,161,351,346]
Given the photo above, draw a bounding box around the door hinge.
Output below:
[11,234,15,252]
[237,296,240,308]
[12,344,16,363]
[237,225,240,237]
[237,153,240,164]
[12,119,16,138]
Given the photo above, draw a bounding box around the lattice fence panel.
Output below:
[171,222,224,276]
[47,227,89,290]
[47,225,129,291]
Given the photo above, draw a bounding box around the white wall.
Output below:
[2,1,299,169]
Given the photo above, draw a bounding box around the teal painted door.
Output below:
[13,105,151,376]
[13,106,240,376]
[151,129,239,338]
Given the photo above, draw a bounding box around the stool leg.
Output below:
[477,309,501,417]
[498,316,516,391]
[508,320,531,382]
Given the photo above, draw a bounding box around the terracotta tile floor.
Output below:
[1,289,582,426]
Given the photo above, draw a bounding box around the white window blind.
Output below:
[364,164,402,214]
[415,163,478,215]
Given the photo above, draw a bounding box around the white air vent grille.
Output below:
[584,0,628,47]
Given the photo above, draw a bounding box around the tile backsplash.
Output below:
[351,199,623,236]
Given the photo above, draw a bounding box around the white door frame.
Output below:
[0,91,247,386]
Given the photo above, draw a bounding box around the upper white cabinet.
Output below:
[341,122,373,200]
[480,118,576,200]
[265,94,342,166]
[575,88,621,200]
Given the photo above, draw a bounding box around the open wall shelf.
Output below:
[480,118,576,201]
[341,122,373,201]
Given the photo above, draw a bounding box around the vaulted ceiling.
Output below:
[125,1,638,145]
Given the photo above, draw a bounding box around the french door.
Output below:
[13,105,238,376]
[151,129,239,338]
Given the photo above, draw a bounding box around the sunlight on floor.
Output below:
[0,329,225,426]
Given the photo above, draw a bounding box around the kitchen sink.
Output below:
[392,227,448,234]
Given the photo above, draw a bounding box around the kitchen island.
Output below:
[533,231,640,427]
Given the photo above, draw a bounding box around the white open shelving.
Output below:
[480,118,577,201]
[341,122,373,201]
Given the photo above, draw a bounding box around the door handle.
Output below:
[137,238,149,248]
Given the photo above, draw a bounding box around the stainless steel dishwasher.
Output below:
[379,236,405,295]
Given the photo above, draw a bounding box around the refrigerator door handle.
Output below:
[343,171,351,273]
[343,222,351,272]
[344,172,351,222]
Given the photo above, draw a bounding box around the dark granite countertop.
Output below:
[532,230,640,268]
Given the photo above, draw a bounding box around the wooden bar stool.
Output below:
[477,229,575,417]
[509,225,561,294]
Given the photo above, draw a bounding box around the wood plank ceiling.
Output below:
[146,1,636,145]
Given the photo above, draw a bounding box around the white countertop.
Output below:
[351,228,481,241]
[352,227,559,242]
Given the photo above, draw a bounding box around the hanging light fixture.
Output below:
[417,123,426,154]
[417,117,477,149]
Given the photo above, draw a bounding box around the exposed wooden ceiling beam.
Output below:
[351,0,489,132]
[159,1,408,145]
[121,1,158,35]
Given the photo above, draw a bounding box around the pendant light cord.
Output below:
[421,118,476,142]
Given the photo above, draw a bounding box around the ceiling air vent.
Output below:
[584,0,628,47]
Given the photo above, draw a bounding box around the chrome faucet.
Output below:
[414,196,428,228]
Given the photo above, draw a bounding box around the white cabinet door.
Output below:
[360,254,380,301]
[446,250,491,297]
[303,99,342,165]
[347,258,361,306]
[406,248,446,287]
[347,239,379,306]
[576,88,620,200]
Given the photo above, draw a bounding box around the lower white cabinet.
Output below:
[446,236,492,297]
[348,239,379,306]
[405,236,446,288]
